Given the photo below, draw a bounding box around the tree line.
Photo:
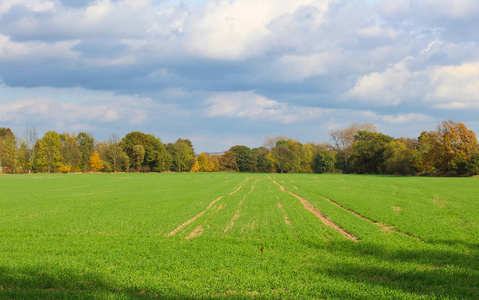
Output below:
[0,120,478,176]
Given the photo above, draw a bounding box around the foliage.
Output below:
[330,122,377,173]
[229,145,252,172]
[89,152,104,172]
[383,140,416,175]
[78,132,95,173]
[313,149,335,173]
[58,163,71,174]
[122,132,169,172]
[416,121,479,175]
[167,139,195,172]
[37,131,63,173]
[197,153,215,172]
[349,130,393,174]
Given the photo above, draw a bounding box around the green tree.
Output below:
[229,145,252,172]
[98,135,130,172]
[61,132,81,172]
[250,147,271,172]
[78,132,95,173]
[383,140,416,175]
[37,131,63,173]
[313,149,335,173]
[271,139,303,173]
[330,123,377,173]
[167,139,195,172]
[349,131,393,174]
[132,145,145,172]
[122,131,169,172]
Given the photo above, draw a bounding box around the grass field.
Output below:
[0,173,478,299]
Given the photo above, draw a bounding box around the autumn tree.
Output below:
[218,150,237,171]
[416,121,479,174]
[197,153,215,172]
[37,131,63,173]
[89,152,104,172]
[1,132,19,174]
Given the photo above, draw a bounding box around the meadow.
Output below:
[0,173,478,299]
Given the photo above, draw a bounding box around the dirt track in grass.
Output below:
[269,177,359,242]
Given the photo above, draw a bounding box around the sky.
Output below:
[1,0,479,153]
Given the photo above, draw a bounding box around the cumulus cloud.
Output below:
[182,0,331,60]
[206,91,325,123]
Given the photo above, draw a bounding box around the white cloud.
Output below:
[206,91,325,123]
[426,62,479,108]
[346,57,416,105]
[0,34,79,61]
[183,0,330,60]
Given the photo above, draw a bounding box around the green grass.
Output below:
[0,173,478,299]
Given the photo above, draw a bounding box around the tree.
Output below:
[197,153,215,172]
[89,152,104,172]
[122,131,169,172]
[37,131,63,173]
[167,139,195,172]
[271,139,303,173]
[218,150,237,171]
[383,140,416,175]
[61,132,81,172]
[416,121,479,174]
[78,132,95,173]
[330,123,377,173]
[99,135,130,172]
[313,149,335,173]
[1,133,19,174]
[131,145,145,172]
[229,145,252,172]
[190,160,200,172]
[23,126,38,173]
[349,130,393,174]
[250,147,271,172]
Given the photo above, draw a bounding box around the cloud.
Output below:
[182,0,330,60]
[347,56,479,109]
[206,91,325,123]
[0,97,149,126]
[0,34,78,61]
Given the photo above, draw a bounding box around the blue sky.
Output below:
[1,0,479,152]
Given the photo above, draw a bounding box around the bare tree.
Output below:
[23,126,38,173]
[263,135,289,151]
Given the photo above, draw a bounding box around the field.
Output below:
[0,173,478,299]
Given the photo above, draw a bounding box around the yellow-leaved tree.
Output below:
[89,152,104,172]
